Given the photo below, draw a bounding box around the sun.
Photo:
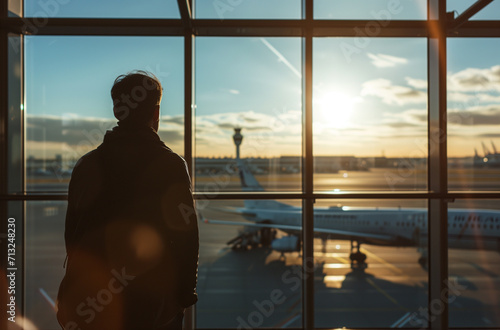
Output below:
[314,91,359,129]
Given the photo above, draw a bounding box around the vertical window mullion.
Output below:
[302,0,314,329]
[427,0,449,329]
[184,32,194,179]
[184,29,195,330]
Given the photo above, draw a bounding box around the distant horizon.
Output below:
[23,111,498,159]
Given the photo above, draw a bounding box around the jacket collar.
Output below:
[103,123,163,146]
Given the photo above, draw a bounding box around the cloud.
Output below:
[157,130,184,144]
[229,89,240,95]
[26,115,115,145]
[477,93,500,103]
[26,115,184,147]
[477,133,500,138]
[367,53,408,68]
[361,79,427,105]
[384,122,423,129]
[195,110,301,135]
[448,65,500,92]
[405,77,427,89]
[161,115,184,125]
[217,122,270,131]
[448,105,500,126]
[193,109,302,157]
[380,109,427,130]
[448,92,476,103]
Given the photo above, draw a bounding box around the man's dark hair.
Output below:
[111,70,163,124]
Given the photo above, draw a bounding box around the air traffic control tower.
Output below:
[233,128,243,160]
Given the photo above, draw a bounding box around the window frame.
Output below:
[1,0,500,329]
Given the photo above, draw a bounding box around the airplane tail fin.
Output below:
[237,159,292,210]
[237,159,264,192]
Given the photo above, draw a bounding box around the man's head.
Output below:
[111,71,163,131]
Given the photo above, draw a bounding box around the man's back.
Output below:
[58,124,199,329]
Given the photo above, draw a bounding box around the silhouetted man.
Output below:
[57,71,198,330]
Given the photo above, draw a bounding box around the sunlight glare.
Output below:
[315,91,359,129]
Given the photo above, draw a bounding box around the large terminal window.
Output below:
[447,38,500,191]
[1,0,499,330]
[313,38,428,191]
[24,36,184,192]
[195,37,302,192]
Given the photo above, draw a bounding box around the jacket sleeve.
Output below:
[160,154,199,308]
[64,151,105,255]
[64,158,84,253]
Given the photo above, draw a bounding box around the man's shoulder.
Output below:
[155,147,188,171]
[73,148,101,170]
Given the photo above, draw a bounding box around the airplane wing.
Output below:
[203,219,394,241]
[207,207,258,218]
[203,219,300,232]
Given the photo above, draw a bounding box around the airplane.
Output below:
[203,138,500,268]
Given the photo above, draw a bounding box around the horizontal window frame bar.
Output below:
[0,17,186,35]
[196,327,500,330]
[2,191,500,201]
[1,17,499,37]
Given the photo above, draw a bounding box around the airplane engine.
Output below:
[271,236,300,253]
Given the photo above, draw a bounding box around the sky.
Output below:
[18,1,500,160]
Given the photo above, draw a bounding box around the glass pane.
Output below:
[314,0,427,20]
[195,0,301,19]
[447,38,500,191]
[195,37,302,192]
[314,199,428,328]
[25,201,67,329]
[8,34,23,194]
[197,199,302,328]
[24,0,180,18]
[8,0,22,17]
[447,0,500,20]
[448,199,500,327]
[313,38,428,191]
[25,36,184,193]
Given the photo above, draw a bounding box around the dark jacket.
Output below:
[61,124,198,329]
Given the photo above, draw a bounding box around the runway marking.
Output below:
[365,278,406,311]
[360,247,403,275]
[360,247,425,288]
[314,252,350,258]
[323,263,351,269]
[278,314,301,328]
[390,312,411,328]
[336,256,350,264]
[286,294,301,313]
[39,288,56,310]
[313,307,411,312]
[324,275,346,288]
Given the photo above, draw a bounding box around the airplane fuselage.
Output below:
[243,206,500,251]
